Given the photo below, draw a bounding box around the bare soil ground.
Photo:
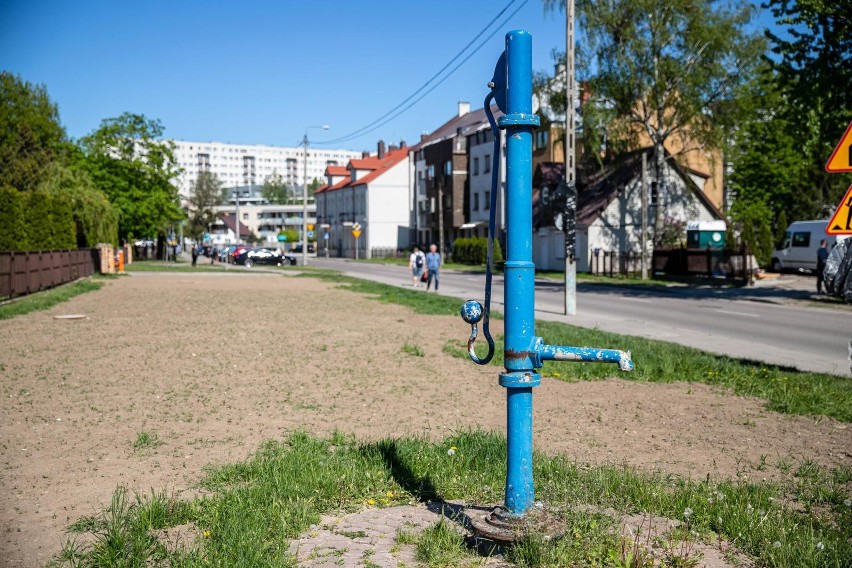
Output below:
[1,272,850,566]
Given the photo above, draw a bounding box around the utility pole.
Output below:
[302,134,308,267]
[302,125,330,266]
[438,181,445,262]
[235,184,241,245]
[564,0,577,316]
[641,152,649,280]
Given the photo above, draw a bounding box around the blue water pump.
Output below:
[459,30,634,533]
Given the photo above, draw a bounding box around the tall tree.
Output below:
[0,72,67,191]
[763,0,852,216]
[544,0,765,237]
[261,170,291,204]
[187,171,225,239]
[80,113,183,241]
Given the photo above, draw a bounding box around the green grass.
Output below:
[303,269,851,423]
[402,341,425,357]
[54,430,852,567]
[132,431,162,452]
[124,260,251,273]
[299,268,493,318]
[0,278,103,320]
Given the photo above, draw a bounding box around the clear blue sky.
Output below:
[0,0,777,153]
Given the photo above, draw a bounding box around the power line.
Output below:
[314,0,527,146]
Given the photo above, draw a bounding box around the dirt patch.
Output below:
[1,272,850,566]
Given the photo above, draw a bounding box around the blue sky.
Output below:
[1,0,778,153]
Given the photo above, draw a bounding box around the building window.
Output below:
[427,165,435,179]
[484,191,490,210]
[473,157,479,175]
[444,161,452,175]
[473,193,479,211]
[484,155,491,173]
[242,213,248,220]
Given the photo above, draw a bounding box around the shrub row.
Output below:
[0,187,76,251]
[452,237,503,266]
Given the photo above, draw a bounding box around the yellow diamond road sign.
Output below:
[352,229,362,239]
[826,184,852,235]
[826,119,852,173]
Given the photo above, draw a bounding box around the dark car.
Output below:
[291,243,315,253]
[233,247,296,268]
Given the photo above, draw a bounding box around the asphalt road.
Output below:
[306,257,852,377]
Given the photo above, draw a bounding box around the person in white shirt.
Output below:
[409,246,425,287]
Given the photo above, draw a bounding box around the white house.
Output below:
[315,141,411,258]
[532,148,725,272]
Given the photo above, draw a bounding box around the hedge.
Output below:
[451,237,503,265]
[0,187,77,251]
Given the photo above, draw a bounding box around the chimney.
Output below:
[362,151,370,158]
[377,140,386,159]
[389,144,398,152]
[399,139,406,148]
[458,101,470,117]
[420,133,428,142]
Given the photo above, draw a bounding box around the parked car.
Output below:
[291,243,315,253]
[233,247,296,268]
[771,220,840,272]
[227,245,253,263]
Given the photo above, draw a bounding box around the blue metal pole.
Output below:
[498,30,541,517]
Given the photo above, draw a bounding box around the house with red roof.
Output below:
[315,141,411,258]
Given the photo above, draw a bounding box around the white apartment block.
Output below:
[170,140,363,199]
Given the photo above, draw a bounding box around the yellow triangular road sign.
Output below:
[826,184,852,235]
[826,120,852,173]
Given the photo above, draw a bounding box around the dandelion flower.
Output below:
[683,507,693,518]
[816,542,825,551]
[773,541,782,548]
[447,447,457,456]
[386,491,394,498]
[844,499,851,507]
[367,498,376,506]
[203,530,211,538]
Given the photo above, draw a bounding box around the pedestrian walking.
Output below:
[816,239,829,294]
[409,246,425,287]
[191,245,199,267]
[425,243,441,291]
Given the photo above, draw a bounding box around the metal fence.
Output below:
[0,249,99,299]
[370,247,404,259]
[652,246,751,282]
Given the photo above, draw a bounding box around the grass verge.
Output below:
[0,278,103,320]
[304,269,852,423]
[54,430,852,567]
[124,260,250,273]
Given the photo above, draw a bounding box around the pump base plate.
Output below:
[465,504,565,543]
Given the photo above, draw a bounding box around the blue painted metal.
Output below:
[498,30,540,517]
[459,29,634,521]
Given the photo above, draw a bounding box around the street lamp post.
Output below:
[302,125,330,265]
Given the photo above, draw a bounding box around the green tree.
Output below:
[80,113,183,241]
[187,171,225,240]
[543,0,765,238]
[39,161,119,247]
[763,0,852,217]
[261,171,291,204]
[0,72,67,191]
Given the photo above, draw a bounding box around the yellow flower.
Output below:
[203,530,211,538]
[386,491,394,498]
[367,498,376,506]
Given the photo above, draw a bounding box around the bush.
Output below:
[0,186,30,250]
[451,237,503,266]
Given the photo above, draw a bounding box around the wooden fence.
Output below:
[0,249,100,299]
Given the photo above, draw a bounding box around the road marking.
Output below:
[715,309,760,318]
[623,297,652,303]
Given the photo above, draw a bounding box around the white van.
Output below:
[770,220,845,272]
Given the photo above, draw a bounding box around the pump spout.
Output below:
[538,343,634,372]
